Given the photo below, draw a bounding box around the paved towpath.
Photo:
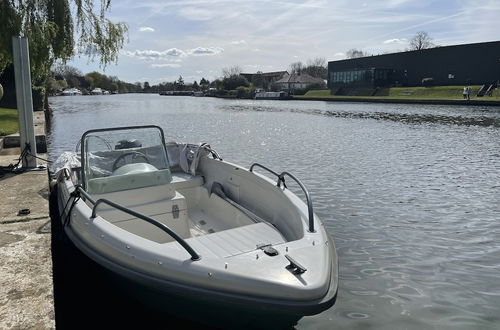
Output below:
[0,111,54,329]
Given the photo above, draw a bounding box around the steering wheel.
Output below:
[112,151,150,171]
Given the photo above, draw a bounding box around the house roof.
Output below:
[274,72,324,84]
[241,71,288,78]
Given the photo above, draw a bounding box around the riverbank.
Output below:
[295,86,500,106]
[0,111,54,329]
[0,107,19,136]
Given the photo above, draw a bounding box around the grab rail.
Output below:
[249,163,280,183]
[249,163,315,232]
[74,186,200,261]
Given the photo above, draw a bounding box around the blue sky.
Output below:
[67,0,500,84]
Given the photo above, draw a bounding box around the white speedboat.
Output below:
[90,87,103,95]
[50,125,338,327]
[61,88,82,96]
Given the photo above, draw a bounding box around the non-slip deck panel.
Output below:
[176,222,286,258]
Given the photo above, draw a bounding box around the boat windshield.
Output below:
[81,126,171,194]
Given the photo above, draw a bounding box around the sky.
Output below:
[67,0,500,84]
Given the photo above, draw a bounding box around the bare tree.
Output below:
[305,57,327,79]
[306,57,326,67]
[289,61,304,74]
[409,31,435,50]
[346,49,368,59]
[222,65,242,78]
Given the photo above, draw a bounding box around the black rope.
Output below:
[62,186,81,228]
[277,174,287,189]
[0,144,28,177]
[26,152,51,163]
[0,143,51,178]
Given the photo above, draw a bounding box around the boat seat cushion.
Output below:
[87,169,172,194]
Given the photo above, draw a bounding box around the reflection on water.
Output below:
[222,104,500,127]
[48,95,500,329]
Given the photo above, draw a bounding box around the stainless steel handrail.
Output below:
[249,163,315,232]
[75,186,200,261]
[249,163,280,184]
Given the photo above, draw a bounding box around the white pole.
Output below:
[12,36,37,168]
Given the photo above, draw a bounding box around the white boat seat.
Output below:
[176,222,286,258]
[87,169,172,194]
[90,185,189,243]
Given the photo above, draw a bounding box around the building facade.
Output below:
[328,41,500,89]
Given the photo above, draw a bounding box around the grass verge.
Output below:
[298,86,500,101]
[0,108,18,136]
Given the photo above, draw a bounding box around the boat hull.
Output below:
[51,184,337,328]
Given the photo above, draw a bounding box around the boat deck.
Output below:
[182,222,285,258]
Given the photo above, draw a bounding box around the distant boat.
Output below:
[159,91,194,96]
[91,88,103,95]
[255,91,289,100]
[62,88,82,96]
[193,91,204,97]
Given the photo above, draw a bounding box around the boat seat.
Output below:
[170,172,204,190]
[90,184,189,243]
[175,222,286,258]
[87,168,172,194]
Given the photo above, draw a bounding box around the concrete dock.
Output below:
[0,110,54,329]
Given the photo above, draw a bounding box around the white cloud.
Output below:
[123,46,223,64]
[138,26,155,32]
[151,63,181,68]
[187,47,224,56]
[164,48,185,56]
[383,38,407,44]
[124,48,186,60]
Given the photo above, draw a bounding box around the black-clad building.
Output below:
[328,41,500,89]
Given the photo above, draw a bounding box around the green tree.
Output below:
[0,0,127,83]
[83,75,94,89]
[200,77,210,90]
[176,76,185,91]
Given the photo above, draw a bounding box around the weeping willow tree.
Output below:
[0,0,128,84]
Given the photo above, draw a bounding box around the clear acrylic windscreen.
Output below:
[83,127,169,180]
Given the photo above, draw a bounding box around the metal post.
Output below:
[12,36,37,168]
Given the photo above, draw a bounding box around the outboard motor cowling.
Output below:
[115,139,142,150]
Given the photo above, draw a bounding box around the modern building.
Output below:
[328,41,500,89]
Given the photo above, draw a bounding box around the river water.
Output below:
[48,94,500,329]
